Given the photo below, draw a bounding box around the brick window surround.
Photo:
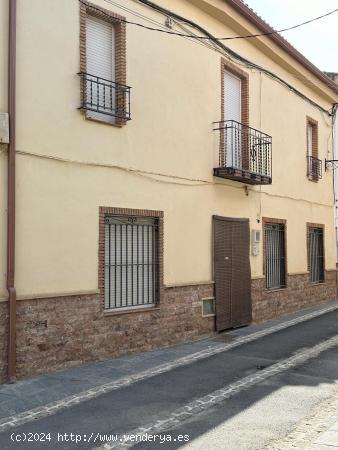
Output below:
[306,116,319,182]
[220,58,249,167]
[306,222,325,281]
[262,217,287,288]
[79,0,127,126]
[99,207,164,311]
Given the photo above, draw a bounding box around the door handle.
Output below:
[225,257,230,260]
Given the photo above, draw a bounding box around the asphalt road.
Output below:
[2,307,338,450]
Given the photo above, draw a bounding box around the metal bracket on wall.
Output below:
[325,159,338,171]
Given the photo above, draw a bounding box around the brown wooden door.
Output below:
[213,216,252,331]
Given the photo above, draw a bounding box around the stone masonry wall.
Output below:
[0,272,337,383]
[0,284,215,382]
[252,270,337,322]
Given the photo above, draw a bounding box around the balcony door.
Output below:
[86,15,115,123]
[223,70,241,168]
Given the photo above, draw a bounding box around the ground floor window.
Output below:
[308,226,324,283]
[104,215,159,310]
[264,222,286,289]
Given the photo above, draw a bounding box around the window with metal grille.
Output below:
[306,119,321,180]
[104,216,159,310]
[308,227,324,283]
[264,223,286,289]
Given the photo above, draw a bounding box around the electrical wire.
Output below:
[88,0,338,41]
[101,0,226,55]
[91,0,336,115]
[1,146,332,207]
[132,0,336,114]
[99,0,216,52]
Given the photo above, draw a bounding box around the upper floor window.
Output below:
[223,69,242,168]
[86,16,116,123]
[79,1,131,124]
[223,69,242,126]
[213,60,272,185]
[306,117,321,180]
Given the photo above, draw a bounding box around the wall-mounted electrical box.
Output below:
[251,229,261,256]
[0,113,9,144]
[202,297,215,317]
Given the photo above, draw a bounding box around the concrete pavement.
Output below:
[265,391,338,450]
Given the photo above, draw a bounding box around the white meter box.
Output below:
[251,229,261,256]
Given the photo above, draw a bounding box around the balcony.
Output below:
[307,156,322,180]
[78,72,131,121]
[213,120,272,185]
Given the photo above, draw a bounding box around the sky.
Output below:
[243,0,338,72]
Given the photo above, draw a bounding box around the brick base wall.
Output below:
[252,270,337,322]
[0,284,215,382]
[0,272,336,383]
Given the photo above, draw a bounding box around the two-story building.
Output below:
[0,0,337,383]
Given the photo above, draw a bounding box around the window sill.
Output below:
[104,306,160,317]
[264,287,288,293]
[85,115,126,128]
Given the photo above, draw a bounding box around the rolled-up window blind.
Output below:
[86,16,115,122]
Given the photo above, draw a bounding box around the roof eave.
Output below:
[226,0,338,94]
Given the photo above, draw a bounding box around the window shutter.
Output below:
[223,70,241,123]
[86,16,114,81]
[86,16,115,122]
[307,123,313,157]
[223,70,242,167]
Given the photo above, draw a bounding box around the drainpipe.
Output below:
[7,0,17,383]
[331,103,338,297]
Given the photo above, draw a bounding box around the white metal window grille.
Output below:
[265,223,286,289]
[223,70,241,168]
[309,227,324,283]
[104,216,159,310]
[86,15,115,123]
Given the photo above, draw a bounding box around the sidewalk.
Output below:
[311,420,338,449]
[0,300,338,428]
[266,392,338,450]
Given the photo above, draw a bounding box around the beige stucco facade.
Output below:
[1,0,337,300]
[0,0,338,382]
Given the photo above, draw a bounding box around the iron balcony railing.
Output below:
[213,120,272,185]
[78,72,131,121]
[307,156,322,180]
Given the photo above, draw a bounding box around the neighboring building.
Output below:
[0,0,337,382]
[325,73,338,262]
[325,72,338,85]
